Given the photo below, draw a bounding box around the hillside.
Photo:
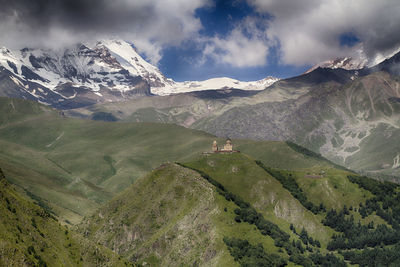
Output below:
[0,168,126,266]
[81,161,303,266]
[0,97,214,223]
[64,71,310,128]
[184,153,362,244]
[81,151,400,266]
[0,97,349,225]
[81,163,239,266]
[0,97,56,125]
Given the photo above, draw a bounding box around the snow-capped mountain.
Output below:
[152,76,279,96]
[0,40,176,91]
[0,39,278,108]
[0,40,172,108]
[305,46,400,75]
[305,46,370,73]
[99,40,174,89]
[305,56,368,74]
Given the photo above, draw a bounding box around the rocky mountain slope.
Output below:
[190,59,400,179]
[305,49,368,73]
[0,40,158,108]
[305,56,367,73]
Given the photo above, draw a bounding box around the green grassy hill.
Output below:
[0,168,127,267]
[81,162,295,266]
[0,97,215,223]
[0,97,56,125]
[80,163,235,266]
[184,153,353,247]
[81,151,398,266]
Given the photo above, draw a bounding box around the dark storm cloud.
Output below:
[0,0,210,64]
[0,0,148,32]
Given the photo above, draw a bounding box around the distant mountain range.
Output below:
[1,39,400,180]
[1,39,397,109]
[0,40,279,108]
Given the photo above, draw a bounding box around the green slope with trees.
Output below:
[82,151,394,266]
[0,168,127,267]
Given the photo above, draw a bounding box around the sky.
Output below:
[0,0,399,81]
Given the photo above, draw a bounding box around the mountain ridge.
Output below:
[0,40,280,108]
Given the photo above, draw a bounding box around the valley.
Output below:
[65,56,400,181]
[1,37,399,182]
[1,97,400,266]
[0,97,338,224]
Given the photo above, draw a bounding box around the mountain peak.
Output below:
[372,50,400,75]
[305,56,368,74]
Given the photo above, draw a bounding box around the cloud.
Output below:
[247,0,400,66]
[1,0,398,70]
[0,0,211,64]
[203,17,269,67]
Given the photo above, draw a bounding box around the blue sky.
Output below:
[1,0,399,82]
[158,44,309,81]
[158,1,312,81]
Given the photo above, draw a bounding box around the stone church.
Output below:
[212,138,237,153]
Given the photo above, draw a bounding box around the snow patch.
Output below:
[151,76,279,96]
[10,76,24,87]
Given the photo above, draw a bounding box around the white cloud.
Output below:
[248,0,400,66]
[203,17,269,67]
